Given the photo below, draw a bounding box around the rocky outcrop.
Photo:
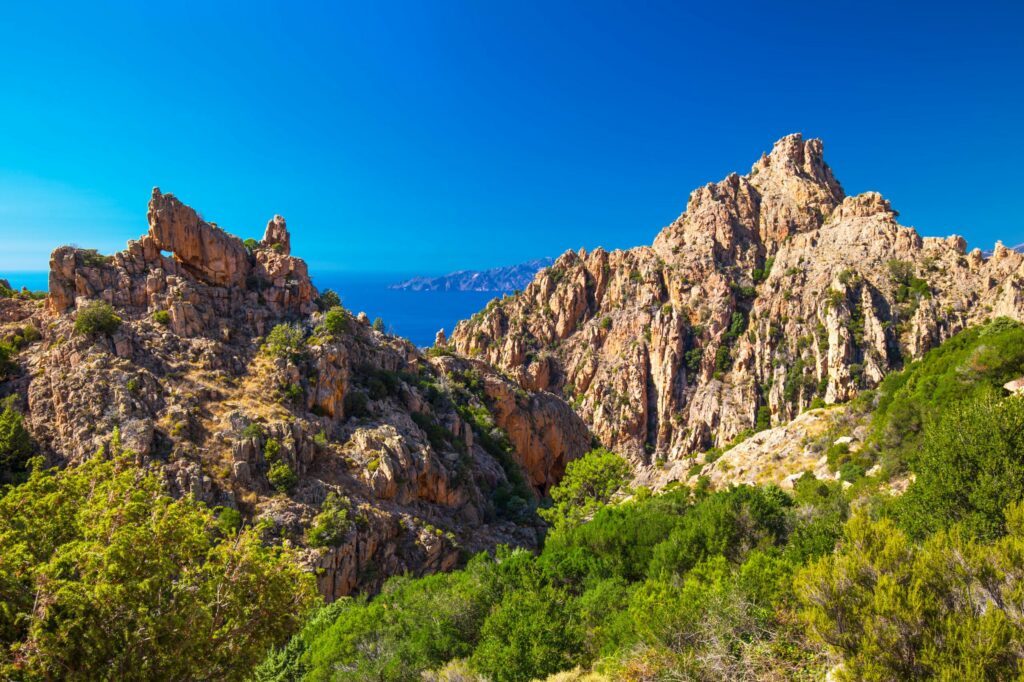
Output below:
[450,134,1024,463]
[3,190,593,602]
[48,188,316,337]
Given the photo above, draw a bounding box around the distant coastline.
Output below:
[389,257,554,292]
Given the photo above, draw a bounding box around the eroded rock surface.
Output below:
[3,190,591,601]
[450,134,1024,462]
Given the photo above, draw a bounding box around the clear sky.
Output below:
[1,1,1021,275]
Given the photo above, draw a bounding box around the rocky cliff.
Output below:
[1,191,590,600]
[449,134,1024,465]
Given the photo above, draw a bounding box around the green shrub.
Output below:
[898,391,1024,540]
[318,289,341,310]
[0,342,14,381]
[306,493,354,547]
[268,460,297,494]
[0,453,317,679]
[243,238,259,253]
[372,317,386,333]
[321,307,347,337]
[0,396,32,484]
[73,301,122,336]
[539,447,630,529]
[263,323,305,360]
[797,508,1024,681]
[152,309,171,325]
[242,422,266,441]
[212,506,243,535]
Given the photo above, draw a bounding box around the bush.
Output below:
[243,238,259,253]
[539,448,630,529]
[268,460,297,494]
[318,289,341,310]
[74,301,122,336]
[0,342,14,381]
[372,317,386,333]
[797,508,1024,680]
[322,307,347,337]
[898,391,1024,540]
[0,453,318,680]
[0,397,32,484]
[306,493,354,547]
[152,309,171,325]
[263,323,305,360]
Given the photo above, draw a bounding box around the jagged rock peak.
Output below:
[147,187,251,287]
[750,133,841,193]
[261,215,291,255]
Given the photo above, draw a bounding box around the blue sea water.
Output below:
[1,270,498,348]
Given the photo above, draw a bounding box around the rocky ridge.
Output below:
[449,134,1024,471]
[1,191,590,600]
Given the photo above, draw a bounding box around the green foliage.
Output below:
[755,405,772,431]
[152,308,171,325]
[317,288,341,310]
[306,493,354,547]
[263,323,306,360]
[599,316,612,331]
[321,306,348,337]
[263,437,297,494]
[685,346,702,374]
[869,317,1024,460]
[244,237,259,253]
[0,397,32,485]
[752,257,774,284]
[268,460,297,494]
[0,454,318,680]
[213,505,243,535]
[538,448,630,529]
[887,258,931,302]
[372,317,386,332]
[798,508,1024,681]
[73,300,122,336]
[242,421,266,441]
[0,343,14,381]
[269,483,838,680]
[898,391,1024,540]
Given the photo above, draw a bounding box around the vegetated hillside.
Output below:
[257,317,1024,682]
[449,134,1024,467]
[0,189,591,606]
[391,257,555,292]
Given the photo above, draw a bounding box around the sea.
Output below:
[1,271,499,348]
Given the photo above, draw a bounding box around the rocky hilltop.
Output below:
[450,134,1024,465]
[390,257,555,292]
[1,190,589,600]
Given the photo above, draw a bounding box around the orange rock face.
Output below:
[451,134,1024,462]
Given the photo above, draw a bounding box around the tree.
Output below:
[372,317,386,333]
[73,300,122,336]
[0,454,319,680]
[898,391,1024,540]
[797,508,1024,680]
[263,323,306,361]
[539,448,630,529]
[318,289,341,310]
[322,307,348,337]
[0,396,31,485]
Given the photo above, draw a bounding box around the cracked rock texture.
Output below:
[450,134,1024,462]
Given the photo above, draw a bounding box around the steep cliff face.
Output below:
[2,191,590,601]
[449,134,1024,462]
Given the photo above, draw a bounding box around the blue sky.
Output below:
[1,1,1021,275]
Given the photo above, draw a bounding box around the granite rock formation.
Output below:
[2,191,590,601]
[449,134,1024,468]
